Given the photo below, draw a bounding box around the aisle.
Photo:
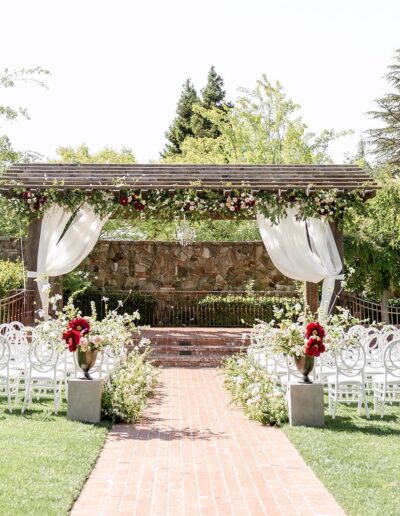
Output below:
[71,368,344,516]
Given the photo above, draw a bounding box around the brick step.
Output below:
[149,349,242,358]
[148,344,244,351]
[150,355,225,367]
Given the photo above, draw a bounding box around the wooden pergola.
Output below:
[1,163,378,314]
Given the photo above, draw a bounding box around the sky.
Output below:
[1,0,399,163]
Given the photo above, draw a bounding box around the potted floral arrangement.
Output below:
[34,296,144,380]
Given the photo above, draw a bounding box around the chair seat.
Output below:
[28,370,64,381]
[373,374,400,385]
[0,369,20,379]
[326,374,365,385]
[365,367,385,375]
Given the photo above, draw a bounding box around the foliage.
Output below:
[70,289,157,321]
[283,401,400,516]
[61,269,94,296]
[250,304,362,357]
[368,49,400,171]
[222,353,288,426]
[344,170,400,297]
[0,67,50,126]
[52,144,136,164]
[0,397,109,516]
[162,79,200,157]
[102,349,158,423]
[166,75,348,165]
[191,66,231,139]
[34,295,143,356]
[196,294,299,326]
[4,184,369,226]
[0,259,24,297]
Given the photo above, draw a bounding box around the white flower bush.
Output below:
[102,349,159,422]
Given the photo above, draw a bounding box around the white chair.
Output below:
[0,335,20,412]
[327,338,369,419]
[373,338,400,418]
[22,337,65,415]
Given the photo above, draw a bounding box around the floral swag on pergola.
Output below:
[10,186,368,223]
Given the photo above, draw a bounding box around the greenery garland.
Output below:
[4,186,368,224]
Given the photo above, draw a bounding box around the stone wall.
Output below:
[0,237,294,292]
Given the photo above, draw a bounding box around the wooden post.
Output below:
[304,281,319,315]
[329,219,344,314]
[381,289,390,324]
[26,217,43,319]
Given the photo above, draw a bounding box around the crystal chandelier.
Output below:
[174,217,196,247]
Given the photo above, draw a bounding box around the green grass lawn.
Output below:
[0,397,110,516]
[283,400,400,516]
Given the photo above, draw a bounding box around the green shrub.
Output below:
[221,353,288,426]
[0,259,24,298]
[61,269,94,296]
[102,350,159,423]
[68,290,158,323]
[195,294,299,326]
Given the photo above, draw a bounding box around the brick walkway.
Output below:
[72,368,344,516]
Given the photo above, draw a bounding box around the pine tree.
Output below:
[162,79,199,157]
[368,49,400,169]
[192,66,231,139]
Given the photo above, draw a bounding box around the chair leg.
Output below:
[21,377,30,415]
[381,385,386,419]
[333,387,338,419]
[361,384,369,419]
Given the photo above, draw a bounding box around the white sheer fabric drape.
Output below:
[256,208,343,314]
[28,204,108,317]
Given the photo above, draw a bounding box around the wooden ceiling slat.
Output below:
[1,163,378,192]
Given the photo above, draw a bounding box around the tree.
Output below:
[162,79,199,157]
[166,74,344,165]
[53,144,136,163]
[344,169,400,299]
[0,67,49,235]
[368,49,400,171]
[192,66,231,139]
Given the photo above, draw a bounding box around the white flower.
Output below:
[41,283,51,294]
[294,303,302,312]
[102,296,109,302]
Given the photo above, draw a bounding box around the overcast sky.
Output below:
[1,0,399,163]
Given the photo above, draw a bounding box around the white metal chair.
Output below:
[22,337,65,415]
[373,338,400,418]
[327,338,369,419]
[0,335,20,412]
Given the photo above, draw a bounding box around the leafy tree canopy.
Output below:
[52,144,136,164]
[165,75,347,165]
[368,49,400,172]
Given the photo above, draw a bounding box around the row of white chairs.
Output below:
[248,325,400,418]
[0,322,123,414]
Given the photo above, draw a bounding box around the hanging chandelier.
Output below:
[174,217,196,247]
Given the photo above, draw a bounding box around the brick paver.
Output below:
[72,368,344,516]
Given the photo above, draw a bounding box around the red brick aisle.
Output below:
[71,368,344,516]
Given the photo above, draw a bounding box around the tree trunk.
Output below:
[328,219,344,314]
[304,281,319,315]
[381,289,390,324]
[26,217,43,321]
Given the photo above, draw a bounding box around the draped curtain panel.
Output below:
[256,208,343,315]
[28,204,108,317]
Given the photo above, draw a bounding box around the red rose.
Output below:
[119,196,130,206]
[23,190,32,200]
[68,317,90,335]
[62,329,81,352]
[305,321,325,340]
[133,200,145,211]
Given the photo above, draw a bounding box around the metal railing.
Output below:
[0,290,35,325]
[71,290,299,327]
[344,293,400,325]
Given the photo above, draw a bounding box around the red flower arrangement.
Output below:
[62,329,82,352]
[304,321,326,357]
[23,189,48,212]
[68,317,91,335]
[118,193,146,211]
